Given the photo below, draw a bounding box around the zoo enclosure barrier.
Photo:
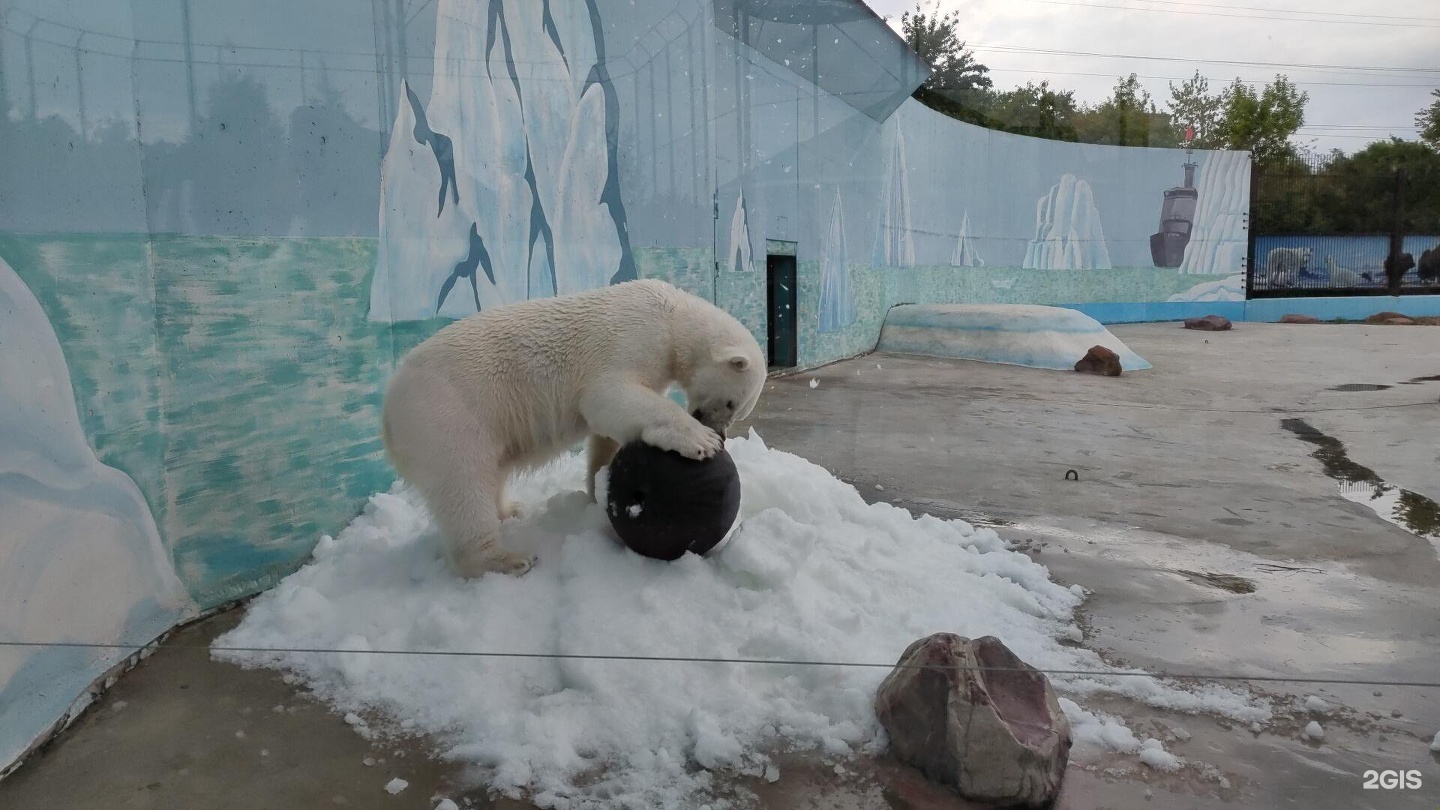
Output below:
[1247,157,1440,298]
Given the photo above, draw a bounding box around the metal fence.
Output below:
[1248,157,1440,298]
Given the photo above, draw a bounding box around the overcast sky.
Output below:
[865,0,1437,155]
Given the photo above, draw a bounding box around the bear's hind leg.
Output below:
[417,455,535,578]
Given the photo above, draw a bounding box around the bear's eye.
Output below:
[726,400,735,410]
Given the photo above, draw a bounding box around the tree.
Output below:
[1166,71,1224,148]
[900,2,992,113]
[988,81,1080,142]
[1418,89,1440,150]
[1216,75,1308,165]
[1075,74,1174,147]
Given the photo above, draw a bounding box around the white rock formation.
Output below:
[0,257,195,772]
[951,210,984,268]
[818,188,856,333]
[874,126,915,267]
[1177,151,1249,275]
[1023,174,1112,271]
[369,0,632,321]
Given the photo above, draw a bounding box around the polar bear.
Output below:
[381,279,767,578]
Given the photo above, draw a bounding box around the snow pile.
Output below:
[214,432,1264,807]
[1168,274,1244,302]
[1303,695,1328,714]
[1303,721,1324,741]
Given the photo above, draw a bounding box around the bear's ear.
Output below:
[725,353,750,372]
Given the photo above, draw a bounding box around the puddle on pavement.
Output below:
[1400,374,1440,385]
[1176,570,1257,593]
[1281,418,1440,552]
[1327,383,1392,392]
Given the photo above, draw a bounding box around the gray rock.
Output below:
[874,633,1071,807]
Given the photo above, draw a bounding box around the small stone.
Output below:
[1073,345,1122,376]
[1302,721,1324,740]
[764,764,780,783]
[875,484,884,491]
[1373,691,1382,697]
[1279,313,1319,324]
[1391,710,1403,718]
[874,633,1071,807]
[1303,695,1328,714]
[1184,314,1232,331]
[1171,726,1191,741]
[362,757,376,767]
[383,778,409,795]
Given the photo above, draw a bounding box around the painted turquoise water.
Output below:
[0,234,446,608]
[0,233,1218,608]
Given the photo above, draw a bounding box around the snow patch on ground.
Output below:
[214,431,1266,808]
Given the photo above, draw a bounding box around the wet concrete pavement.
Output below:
[733,322,1440,808]
[3,321,1439,809]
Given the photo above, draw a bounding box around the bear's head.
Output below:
[685,344,766,438]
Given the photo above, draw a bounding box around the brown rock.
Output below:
[874,633,1072,808]
[1183,314,1232,331]
[1364,311,1407,325]
[1073,345,1121,377]
[1279,314,1320,324]
[1384,317,1415,325]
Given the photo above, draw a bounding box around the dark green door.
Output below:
[766,254,797,369]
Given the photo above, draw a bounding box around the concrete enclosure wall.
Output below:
[0,0,1250,770]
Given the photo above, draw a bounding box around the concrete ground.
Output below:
[3,321,1439,809]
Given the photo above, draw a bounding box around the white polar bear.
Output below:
[381,279,767,578]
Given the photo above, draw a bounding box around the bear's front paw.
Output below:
[642,420,723,461]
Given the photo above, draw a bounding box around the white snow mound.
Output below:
[214,431,1264,808]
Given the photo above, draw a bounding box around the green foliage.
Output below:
[900,1,992,111]
[1418,89,1440,150]
[1253,139,1440,234]
[1216,75,1308,165]
[1073,74,1174,147]
[1167,71,1225,148]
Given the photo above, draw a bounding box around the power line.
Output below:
[983,66,1440,89]
[1019,0,1440,28]
[972,43,1440,76]
[1037,0,1440,23]
[4,639,1439,689]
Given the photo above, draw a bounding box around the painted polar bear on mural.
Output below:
[381,280,767,578]
[1264,246,1312,287]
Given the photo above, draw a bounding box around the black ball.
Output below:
[604,439,742,561]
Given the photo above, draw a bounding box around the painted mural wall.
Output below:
[0,0,1249,771]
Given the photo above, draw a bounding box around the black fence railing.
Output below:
[1248,159,1440,299]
